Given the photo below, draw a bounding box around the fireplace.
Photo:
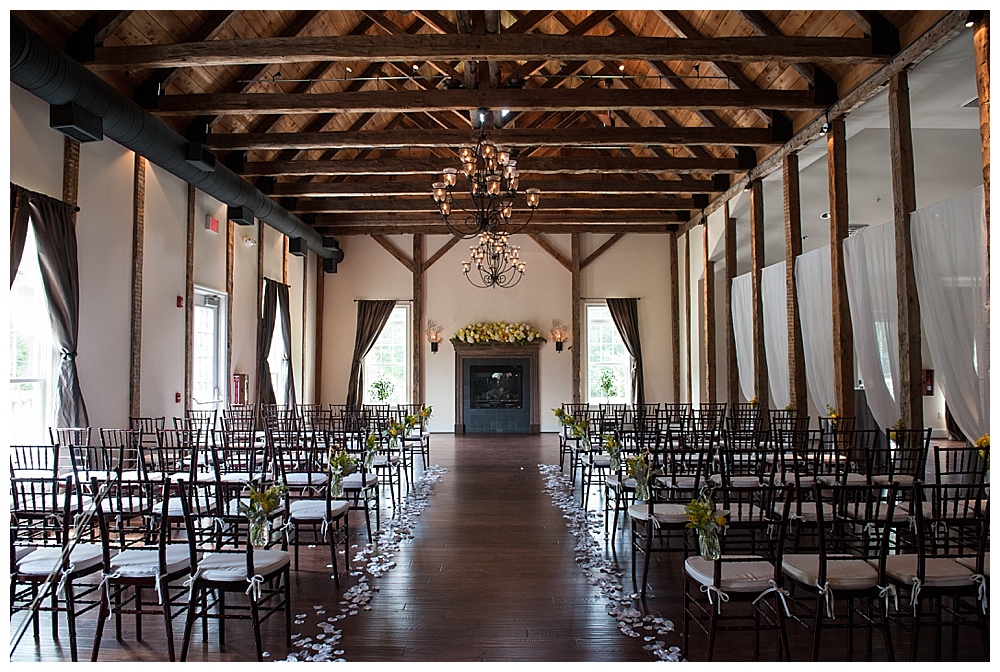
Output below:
[454,342,541,434]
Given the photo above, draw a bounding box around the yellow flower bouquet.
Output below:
[450,321,546,346]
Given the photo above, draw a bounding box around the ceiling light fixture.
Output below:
[431,125,541,240]
[462,230,525,289]
[820,111,831,135]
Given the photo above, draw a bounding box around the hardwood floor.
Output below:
[10,434,989,662]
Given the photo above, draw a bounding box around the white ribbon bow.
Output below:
[246,574,265,601]
[754,579,791,617]
[183,567,203,603]
[700,583,730,613]
[877,583,899,613]
[154,572,164,605]
[98,570,122,608]
[816,581,835,618]
[57,563,77,597]
[970,574,988,613]
[910,577,922,616]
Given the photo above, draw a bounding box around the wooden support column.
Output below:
[571,233,582,403]
[226,219,234,400]
[412,233,424,405]
[282,236,289,284]
[62,137,80,213]
[669,231,681,401]
[724,204,739,408]
[889,71,923,430]
[749,178,769,413]
[301,252,309,402]
[129,155,146,418]
[703,222,716,404]
[783,153,807,413]
[184,184,196,409]
[975,13,990,248]
[828,118,855,419]
[683,232,692,402]
[254,221,264,407]
[314,255,325,403]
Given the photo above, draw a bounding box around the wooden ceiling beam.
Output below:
[410,10,459,35]
[315,219,684,235]
[208,125,782,151]
[268,177,720,198]
[504,10,557,35]
[242,155,744,176]
[290,196,699,213]
[506,10,617,81]
[152,87,825,116]
[87,34,888,70]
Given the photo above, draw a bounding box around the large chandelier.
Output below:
[462,230,525,289]
[431,127,541,239]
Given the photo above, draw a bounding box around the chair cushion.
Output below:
[955,553,989,577]
[198,549,289,582]
[18,543,104,577]
[654,475,697,489]
[816,472,868,486]
[784,501,835,523]
[111,545,189,578]
[782,554,879,590]
[872,474,916,487]
[730,476,762,487]
[14,547,35,562]
[220,472,253,483]
[284,472,329,487]
[606,475,636,490]
[685,555,777,593]
[289,499,349,522]
[343,473,378,489]
[628,502,689,525]
[591,455,611,468]
[883,554,975,588]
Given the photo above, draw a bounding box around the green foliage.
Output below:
[370,377,394,401]
[598,368,617,399]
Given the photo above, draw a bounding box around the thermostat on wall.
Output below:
[205,215,220,233]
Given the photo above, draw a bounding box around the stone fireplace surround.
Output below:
[453,341,542,434]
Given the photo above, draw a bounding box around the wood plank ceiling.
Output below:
[14,9,934,237]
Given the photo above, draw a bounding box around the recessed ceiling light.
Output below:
[821,211,831,219]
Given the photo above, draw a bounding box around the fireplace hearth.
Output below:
[454,342,541,434]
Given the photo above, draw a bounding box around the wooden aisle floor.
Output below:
[10,433,991,663]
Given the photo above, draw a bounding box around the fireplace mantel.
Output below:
[453,341,542,433]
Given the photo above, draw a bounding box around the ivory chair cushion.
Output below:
[343,473,378,489]
[872,474,916,487]
[685,555,777,593]
[18,543,103,577]
[782,501,835,523]
[955,553,989,577]
[782,554,879,590]
[284,472,329,487]
[198,549,289,583]
[628,503,689,525]
[606,475,637,490]
[289,499,349,522]
[111,546,190,577]
[882,554,975,588]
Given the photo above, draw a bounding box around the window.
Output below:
[585,303,631,404]
[363,303,409,406]
[192,288,227,410]
[8,226,57,444]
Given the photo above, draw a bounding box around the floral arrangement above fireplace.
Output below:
[451,321,546,346]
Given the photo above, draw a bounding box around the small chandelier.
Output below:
[432,125,541,239]
[462,230,525,289]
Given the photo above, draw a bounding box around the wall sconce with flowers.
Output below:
[426,319,443,353]
[550,319,569,352]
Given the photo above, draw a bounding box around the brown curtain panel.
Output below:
[606,297,645,407]
[17,185,90,427]
[256,279,279,411]
[346,299,397,410]
[10,183,31,287]
[276,282,296,409]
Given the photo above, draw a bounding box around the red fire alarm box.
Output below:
[922,369,934,396]
[232,373,249,404]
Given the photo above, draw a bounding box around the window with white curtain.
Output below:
[363,303,409,405]
[8,225,57,444]
[586,303,631,404]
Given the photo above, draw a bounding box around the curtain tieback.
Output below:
[61,349,77,361]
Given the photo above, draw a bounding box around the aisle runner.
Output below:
[538,464,682,662]
[284,465,448,662]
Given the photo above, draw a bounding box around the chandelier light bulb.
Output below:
[498,148,511,166]
[487,176,501,195]
[432,182,447,202]
[526,188,541,208]
[439,201,451,216]
[502,204,512,219]
[442,167,458,187]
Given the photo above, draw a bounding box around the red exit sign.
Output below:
[205,215,219,233]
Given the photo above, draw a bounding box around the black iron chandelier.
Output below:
[431,127,541,239]
[462,230,525,289]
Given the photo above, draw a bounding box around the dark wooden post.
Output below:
[412,233,424,405]
[703,222,716,404]
[783,154,807,414]
[889,71,923,430]
[750,178,769,413]
[669,231,681,402]
[571,233,582,403]
[683,232,692,402]
[129,155,146,419]
[314,255,325,403]
[974,13,990,250]
[828,118,855,420]
[184,184,196,409]
[724,204,739,409]
[226,219,234,401]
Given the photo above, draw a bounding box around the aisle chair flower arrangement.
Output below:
[685,489,728,561]
[328,448,358,498]
[239,482,289,547]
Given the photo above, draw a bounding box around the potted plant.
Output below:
[598,368,618,401]
[370,377,394,402]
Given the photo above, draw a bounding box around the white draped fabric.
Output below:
[844,222,900,431]
[795,246,837,414]
[761,261,790,408]
[910,185,989,441]
[731,272,755,401]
